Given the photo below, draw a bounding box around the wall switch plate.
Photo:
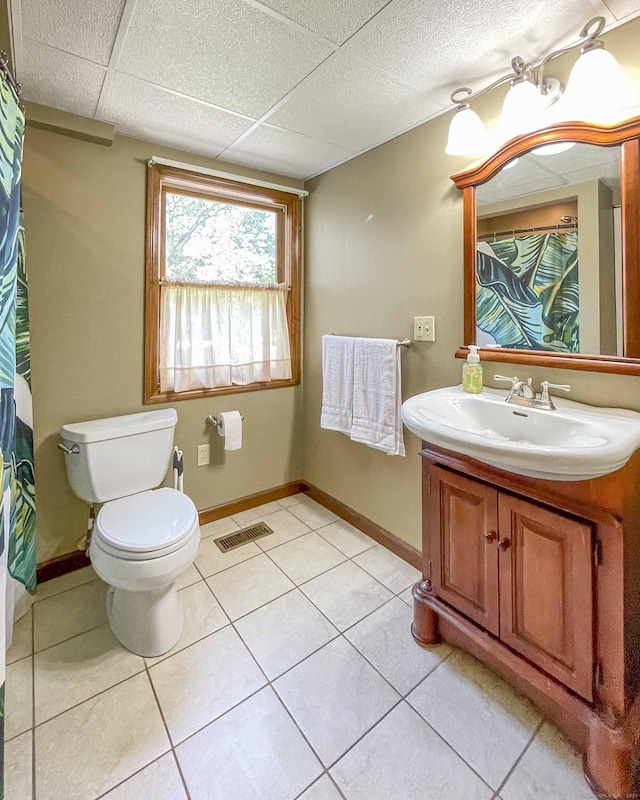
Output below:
[414,316,436,342]
[197,443,210,467]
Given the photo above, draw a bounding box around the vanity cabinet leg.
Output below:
[411,580,441,646]
[584,695,640,799]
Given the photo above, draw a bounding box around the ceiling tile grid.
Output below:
[21,0,126,66]
[21,40,107,118]
[222,122,355,179]
[12,0,640,180]
[117,0,333,118]
[102,73,255,158]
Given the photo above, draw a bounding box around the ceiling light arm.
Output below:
[450,57,534,109]
[536,16,606,94]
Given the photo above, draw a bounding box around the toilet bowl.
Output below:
[59,409,201,658]
[90,487,201,657]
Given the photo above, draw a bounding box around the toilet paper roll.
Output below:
[217,410,243,451]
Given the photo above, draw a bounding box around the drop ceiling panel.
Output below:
[21,40,107,118]
[347,0,616,100]
[256,0,389,45]
[21,0,126,66]
[102,74,254,158]
[478,176,567,205]
[223,123,354,179]
[268,55,443,151]
[118,0,333,118]
[604,0,640,20]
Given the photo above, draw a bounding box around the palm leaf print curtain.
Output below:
[0,63,32,799]
[476,231,579,352]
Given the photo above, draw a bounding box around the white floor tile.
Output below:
[35,672,170,800]
[199,516,240,540]
[34,579,107,652]
[398,587,414,606]
[500,722,597,800]
[145,581,228,666]
[299,775,345,800]
[7,606,32,665]
[408,650,541,789]
[34,566,96,603]
[353,546,421,594]
[176,563,202,590]
[255,508,313,550]
[300,561,393,631]
[274,637,399,767]
[235,590,338,679]
[232,501,283,526]
[345,598,450,695]
[149,625,266,743]
[34,623,144,724]
[316,521,376,558]
[177,687,322,800]
[287,498,339,530]
[5,656,33,740]
[195,536,261,578]
[206,554,294,621]
[278,492,308,508]
[100,754,188,800]
[268,533,346,585]
[4,730,32,800]
[331,702,492,800]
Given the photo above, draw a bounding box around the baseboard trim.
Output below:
[36,550,91,584]
[302,482,422,571]
[36,478,421,583]
[198,480,307,525]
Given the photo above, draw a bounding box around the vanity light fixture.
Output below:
[445,16,627,158]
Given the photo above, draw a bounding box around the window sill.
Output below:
[143,377,300,404]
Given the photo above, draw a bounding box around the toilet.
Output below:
[59,409,201,657]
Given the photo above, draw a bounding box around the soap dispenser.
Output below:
[462,345,483,394]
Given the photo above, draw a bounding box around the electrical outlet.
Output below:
[197,444,210,467]
[414,316,436,342]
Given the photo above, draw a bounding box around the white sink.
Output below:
[401,385,640,481]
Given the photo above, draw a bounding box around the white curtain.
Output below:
[160,284,292,392]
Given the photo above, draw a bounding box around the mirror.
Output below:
[452,118,640,375]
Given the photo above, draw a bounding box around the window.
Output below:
[144,163,301,403]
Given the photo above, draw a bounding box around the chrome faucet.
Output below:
[494,375,571,410]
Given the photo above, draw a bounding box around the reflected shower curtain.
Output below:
[0,69,33,799]
[476,231,579,352]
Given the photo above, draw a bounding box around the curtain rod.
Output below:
[478,222,578,241]
[147,156,308,198]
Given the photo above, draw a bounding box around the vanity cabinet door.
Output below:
[498,495,594,701]
[431,467,500,636]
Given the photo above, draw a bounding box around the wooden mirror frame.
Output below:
[452,116,640,375]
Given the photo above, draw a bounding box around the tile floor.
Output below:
[5,493,597,800]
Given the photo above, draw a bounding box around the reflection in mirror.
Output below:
[475,143,621,356]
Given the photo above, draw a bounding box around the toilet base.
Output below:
[106,582,184,657]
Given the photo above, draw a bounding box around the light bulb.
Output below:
[498,80,545,143]
[564,46,626,122]
[445,106,488,156]
[532,142,576,156]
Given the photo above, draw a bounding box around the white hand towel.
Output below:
[321,335,355,435]
[350,338,405,456]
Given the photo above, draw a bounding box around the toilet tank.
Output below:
[60,409,178,503]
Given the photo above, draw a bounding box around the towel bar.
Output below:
[329,334,412,349]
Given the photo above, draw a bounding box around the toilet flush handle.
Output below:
[58,443,80,455]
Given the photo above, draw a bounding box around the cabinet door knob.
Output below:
[484,530,497,543]
[497,538,511,551]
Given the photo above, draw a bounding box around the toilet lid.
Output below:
[96,488,198,554]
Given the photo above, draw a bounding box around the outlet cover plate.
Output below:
[197,443,210,467]
[414,316,435,342]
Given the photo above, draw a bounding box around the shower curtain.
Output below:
[0,67,33,798]
[476,231,579,352]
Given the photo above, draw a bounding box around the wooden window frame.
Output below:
[144,163,301,404]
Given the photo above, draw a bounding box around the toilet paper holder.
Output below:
[205,413,244,430]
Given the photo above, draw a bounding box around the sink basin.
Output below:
[401,385,640,481]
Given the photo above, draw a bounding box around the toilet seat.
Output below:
[95,487,199,560]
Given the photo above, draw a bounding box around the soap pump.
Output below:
[462,345,483,394]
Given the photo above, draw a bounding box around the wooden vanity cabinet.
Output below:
[413,444,640,798]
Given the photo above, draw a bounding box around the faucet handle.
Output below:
[540,381,571,403]
[494,374,518,386]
